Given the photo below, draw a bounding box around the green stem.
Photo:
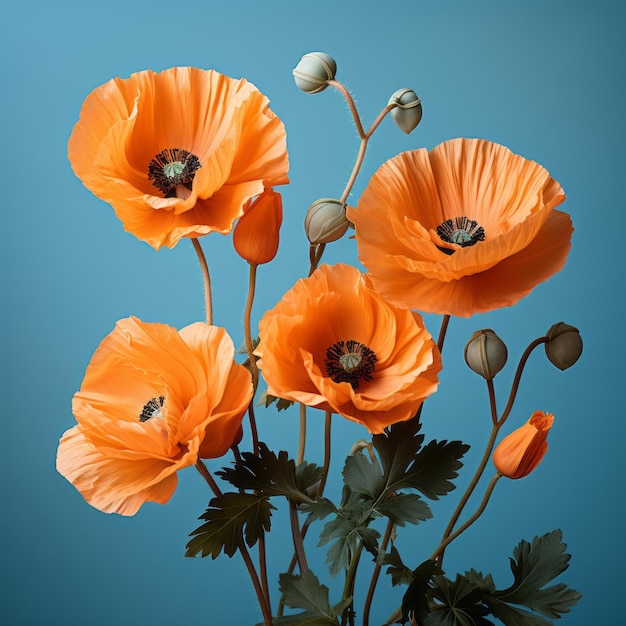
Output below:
[308,80,395,272]
[243,263,260,454]
[437,314,451,353]
[317,411,333,497]
[297,403,307,465]
[362,519,394,626]
[498,337,548,427]
[195,461,272,625]
[341,540,364,626]
[430,474,502,560]
[289,500,308,574]
[436,379,500,566]
[191,238,213,326]
[276,412,332,618]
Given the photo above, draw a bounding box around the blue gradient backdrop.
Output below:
[2,1,624,624]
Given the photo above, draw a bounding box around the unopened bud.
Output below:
[388,88,423,134]
[293,52,337,94]
[545,322,582,370]
[464,329,508,380]
[305,198,349,244]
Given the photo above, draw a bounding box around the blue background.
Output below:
[2,1,623,624]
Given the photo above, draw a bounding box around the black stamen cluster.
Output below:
[139,396,165,422]
[148,148,201,197]
[325,339,377,390]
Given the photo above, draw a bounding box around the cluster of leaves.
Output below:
[378,529,581,625]
[186,418,471,623]
[185,443,321,558]
[301,419,469,577]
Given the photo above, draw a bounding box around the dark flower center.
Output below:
[436,216,485,255]
[148,148,201,197]
[325,340,377,390]
[139,396,165,422]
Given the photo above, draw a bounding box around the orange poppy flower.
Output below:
[68,67,289,249]
[493,411,554,479]
[348,138,573,317]
[56,317,252,515]
[233,187,283,264]
[255,264,442,434]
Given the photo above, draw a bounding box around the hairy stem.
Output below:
[191,238,212,326]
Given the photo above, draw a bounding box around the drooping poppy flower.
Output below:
[233,187,282,264]
[255,264,441,434]
[493,411,555,479]
[348,138,573,317]
[68,67,289,249]
[56,317,252,515]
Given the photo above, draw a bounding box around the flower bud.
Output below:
[233,188,282,265]
[388,88,423,134]
[493,411,554,479]
[304,198,349,244]
[544,322,582,370]
[293,52,337,94]
[464,329,508,380]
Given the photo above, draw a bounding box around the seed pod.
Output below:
[293,52,337,94]
[464,329,508,380]
[388,88,423,134]
[304,198,349,244]
[545,322,583,370]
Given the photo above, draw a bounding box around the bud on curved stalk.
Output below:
[493,411,554,479]
[304,198,349,244]
[464,329,508,380]
[293,52,337,94]
[545,322,583,370]
[388,88,423,134]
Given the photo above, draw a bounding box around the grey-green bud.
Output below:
[464,329,508,380]
[304,198,349,244]
[388,88,423,134]
[293,52,337,94]
[545,322,582,370]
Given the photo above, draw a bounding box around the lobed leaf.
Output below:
[217,443,311,502]
[374,493,433,527]
[185,492,274,559]
[276,570,345,625]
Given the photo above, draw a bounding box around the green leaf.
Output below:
[372,419,425,488]
[295,461,325,495]
[342,451,384,499]
[301,497,337,524]
[490,530,582,621]
[375,493,433,527]
[278,570,339,624]
[371,420,469,501]
[261,391,295,412]
[420,532,582,626]
[216,443,311,503]
[317,506,380,577]
[425,575,494,626]
[185,493,274,559]
[376,546,416,586]
[398,560,445,625]
[398,439,470,500]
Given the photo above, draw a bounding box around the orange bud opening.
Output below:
[493,411,554,479]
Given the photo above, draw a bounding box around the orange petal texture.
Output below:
[56,317,252,515]
[255,264,442,434]
[347,138,573,317]
[233,187,283,264]
[68,67,289,249]
[493,411,555,479]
